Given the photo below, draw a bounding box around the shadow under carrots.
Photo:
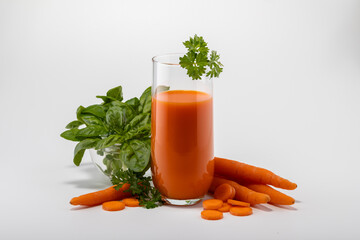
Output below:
[270,204,298,211]
[70,205,97,211]
[252,204,273,212]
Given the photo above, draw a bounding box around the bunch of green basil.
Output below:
[60,86,152,174]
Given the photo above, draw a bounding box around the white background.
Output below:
[1,0,360,239]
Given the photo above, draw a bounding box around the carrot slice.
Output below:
[214,183,236,201]
[201,210,223,220]
[202,199,223,210]
[227,199,250,207]
[229,207,253,216]
[122,198,140,207]
[218,203,232,212]
[102,201,126,211]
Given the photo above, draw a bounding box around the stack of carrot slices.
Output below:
[102,198,140,211]
[201,184,253,220]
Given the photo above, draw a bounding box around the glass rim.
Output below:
[152,53,185,66]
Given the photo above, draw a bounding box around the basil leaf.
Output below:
[76,125,107,137]
[120,139,151,172]
[60,128,82,141]
[76,106,85,122]
[82,104,106,118]
[96,95,117,103]
[95,135,123,150]
[155,85,170,94]
[106,106,127,133]
[106,86,123,101]
[138,87,152,113]
[123,113,149,132]
[65,120,83,129]
[123,113,151,140]
[106,105,135,133]
[125,97,140,112]
[73,139,99,166]
[81,114,104,126]
[108,100,127,108]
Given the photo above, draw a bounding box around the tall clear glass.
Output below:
[151,53,214,206]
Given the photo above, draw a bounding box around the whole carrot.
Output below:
[242,183,295,205]
[210,176,270,205]
[214,157,297,190]
[70,184,132,206]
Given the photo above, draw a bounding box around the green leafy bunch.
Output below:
[60,86,152,174]
[179,34,223,80]
[112,169,163,209]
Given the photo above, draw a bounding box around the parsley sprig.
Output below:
[179,35,223,80]
[112,169,163,209]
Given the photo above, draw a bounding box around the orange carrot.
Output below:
[102,201,126,211]
[70,184,132,206]
[201,210,223,220]
[214,157,297,190]
[210,176,270,205]
[229,207,253,216]
[122,198,140,207]
[214,183,236,201]
[227,199,250,207]
[242,183,295,205]
[203,199,223,210]
[218,203,232,212]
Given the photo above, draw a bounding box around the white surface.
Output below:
[1,0,360,239]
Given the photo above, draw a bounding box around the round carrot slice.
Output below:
[202,199,223,210]
[218,203,232,212]
[229,207,253,216]
[214,183,236,201]
[201,210,223,220]
[102,201,126,211]
[227,199,250,207]
[122,198,140,207]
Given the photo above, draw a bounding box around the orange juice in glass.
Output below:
[151,54,214,205]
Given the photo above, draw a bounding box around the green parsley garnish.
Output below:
[179,34,223,80]
[112,169,163,209]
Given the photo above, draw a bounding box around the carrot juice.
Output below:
[151,90,214,200]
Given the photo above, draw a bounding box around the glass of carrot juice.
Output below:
[151,53,214,206]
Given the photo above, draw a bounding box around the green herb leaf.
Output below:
[82,105,106,119]
[105,106,127,133]
[76,125,107,138]
[111,169,163,209]
[73,139,100,166]
[60,128,82,141]
[123,113,151,140]
[206,50,223,78]
[65,120,83,129]
[183,34,209,54]
[95,135,123,150]
[138,87,152,113]
[96,95,117,103]
[96,86,123,103]
[76,106,85,123]
[120,139,151,172]
[106,86,123,101]
[154,85,170,94]
[179,52,207,80]
[179,34,223,80]
[81,114,104,126]
[125,97,140,112]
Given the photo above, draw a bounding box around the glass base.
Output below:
[164,197,202,206]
